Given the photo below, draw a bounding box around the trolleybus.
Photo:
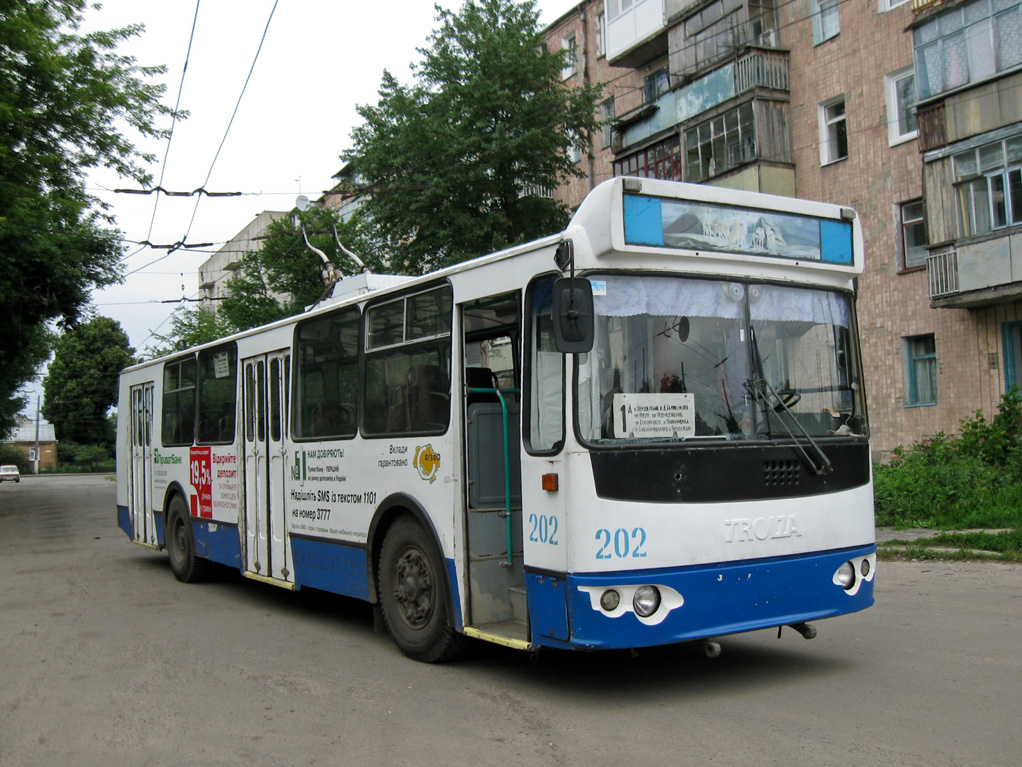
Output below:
[117,176,876,661]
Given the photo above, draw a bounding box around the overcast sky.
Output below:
[20,0,581,412]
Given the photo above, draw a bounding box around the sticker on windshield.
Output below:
[613,393,695,439]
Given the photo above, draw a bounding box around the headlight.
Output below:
[860,558,871,577]
[632,585,661,617]
[835,561,855,590]
[600,589,620,611]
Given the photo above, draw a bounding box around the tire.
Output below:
[377,515,469,663]
[165,494,212,583]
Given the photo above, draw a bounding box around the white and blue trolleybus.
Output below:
[117,177,876,661]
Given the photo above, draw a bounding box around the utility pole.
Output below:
[34,396,41,474]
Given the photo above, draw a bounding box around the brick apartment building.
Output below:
[544,0,1022,457]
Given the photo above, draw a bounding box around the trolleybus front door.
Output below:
[242,351,293,584]
[129,382,155,545]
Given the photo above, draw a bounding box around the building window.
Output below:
[899,199,928,270]
[953,134,1022,238]
[818,97,848,165]
[880,0,910,10]
[596,13,606,58]
[606,0,634,22]
[643,66,670,104]
[561,33,578,80]
[914,0,1022,101]
[906,334,937,407]
[812,0,840,45]
[613,134,682,181]
[684,102,756,182]
[885,67,917,145]
[599,98,616,149]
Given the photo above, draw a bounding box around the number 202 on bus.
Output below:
[596,527,648,559]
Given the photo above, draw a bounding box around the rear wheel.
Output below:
[378,515,468,662]
[166,494,212,583]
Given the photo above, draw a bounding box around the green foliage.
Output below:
[55,440,113,473]
[874,389,1022,529]
[0,443,31,474]
[148,305,234,358]
[344,0,602,274]
[0,0,175,436]
[42,316,135,448]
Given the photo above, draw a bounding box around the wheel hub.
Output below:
[393,548,433,628]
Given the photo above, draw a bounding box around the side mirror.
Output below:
[552,277,594,353]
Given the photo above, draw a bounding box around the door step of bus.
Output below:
[508,584,527,623]
[464,620,530,651]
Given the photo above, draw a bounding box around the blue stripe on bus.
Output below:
[528,545,875,651]
[291,536,370,600]
[117,505,131,538]
[192,520,242,569]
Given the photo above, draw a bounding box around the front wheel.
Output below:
[377,515,468,663]
[166,494,212,583]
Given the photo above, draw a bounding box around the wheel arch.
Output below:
[158,481,191,548]
[366,493,450,607]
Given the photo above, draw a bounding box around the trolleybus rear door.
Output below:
[242,351,293,584]
[129,382,155,545]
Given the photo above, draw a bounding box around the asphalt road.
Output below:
[1,475,1019,767]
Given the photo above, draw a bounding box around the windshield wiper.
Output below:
[746,377,833,475]
[746,326,832,475]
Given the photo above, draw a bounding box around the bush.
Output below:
[0,443,31,473]
[874,390,1022,530]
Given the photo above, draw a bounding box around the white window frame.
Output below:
[879,0,910,11]
[812,0,840,46]
[561,33,578,80]
[818,97,848,166]
[885,67,918,146]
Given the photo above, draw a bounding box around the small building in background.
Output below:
[2,416,57,471]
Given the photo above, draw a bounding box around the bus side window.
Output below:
[196,343,238,444]
[162,356,196,447]
[364,285,453,436]
[294,307,360,439]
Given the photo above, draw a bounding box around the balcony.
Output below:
[734,48,789,93]
[606,0,668,67]
[927,231,1022,307]
[926,246,958,299]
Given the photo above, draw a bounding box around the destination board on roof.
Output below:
[623,193,853,266]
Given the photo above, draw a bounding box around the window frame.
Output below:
[880,0,910,10]
[684,101,756,183]
[293,305,361,441]
[818,97,848,166]
[812,0,841,46]
[885,67,918,146]
[161,355,196,447]
[905,334,938,407]
[898,199,929,272]
[195,342,238,445]
[561,32,578,80]
[952,135,1022,238]
[362,283,453,437]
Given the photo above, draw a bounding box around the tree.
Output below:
[42,316,135,447]
[0,0,174,435]
[148,305,234,359]
[343,0,602,274]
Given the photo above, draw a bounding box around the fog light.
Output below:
[860,558,871,577]
[600,589,620,612]
[836,561,855,590]
[633,585,661,617]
